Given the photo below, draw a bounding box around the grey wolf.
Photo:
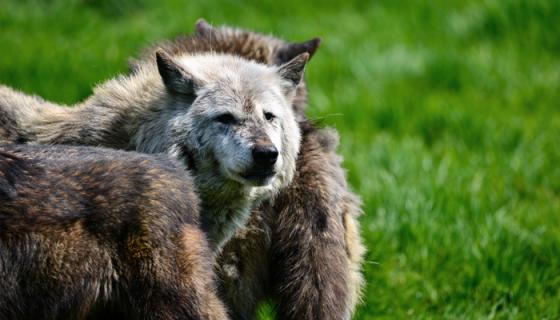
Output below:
[138,21,366,319]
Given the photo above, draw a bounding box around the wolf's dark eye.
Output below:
[214,113,237,125]
[264,112,276,122]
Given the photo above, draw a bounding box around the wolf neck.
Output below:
[29,66,166,148]
[193,169,272,252]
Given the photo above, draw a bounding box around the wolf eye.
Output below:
[264,112,276,122]
[214,113,237,125]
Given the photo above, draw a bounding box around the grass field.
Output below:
[1,0,559,318]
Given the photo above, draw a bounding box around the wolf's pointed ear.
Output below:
[275,38,321,65]
[156,50,199,95]
[195,18,214,37]
[277,52,309,90]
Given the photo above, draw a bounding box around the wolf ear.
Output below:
[156,50,200,95]
[277,52,309,90]
[195,18,214,37]
[275,38,321,65]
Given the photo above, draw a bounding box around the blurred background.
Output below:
[1,0,559,318]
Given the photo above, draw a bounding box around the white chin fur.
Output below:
[225,167,278,187]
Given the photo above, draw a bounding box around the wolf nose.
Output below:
[252,145,278,166]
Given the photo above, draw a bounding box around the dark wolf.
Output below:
[0,144,227,320]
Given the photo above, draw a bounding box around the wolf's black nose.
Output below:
[252,145,278,166]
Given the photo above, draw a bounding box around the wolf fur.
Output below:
[0,21,364,319]
[0,144,227,319]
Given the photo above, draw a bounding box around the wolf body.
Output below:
[0,144,227,319]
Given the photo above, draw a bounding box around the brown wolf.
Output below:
[0,144,227,319]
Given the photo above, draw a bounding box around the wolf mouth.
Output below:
[240,169,276,185]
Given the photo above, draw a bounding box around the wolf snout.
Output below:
[239,145,278,185]
[252,145,278,166]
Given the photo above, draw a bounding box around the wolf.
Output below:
[0,21,364,319]
[132,20,365,320]
[0,144,227,319]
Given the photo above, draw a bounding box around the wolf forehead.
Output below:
[169,54,290,106]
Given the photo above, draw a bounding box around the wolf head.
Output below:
[151,51,306,194]
[130,19,321,117]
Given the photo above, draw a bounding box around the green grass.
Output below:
[1,0,559,318]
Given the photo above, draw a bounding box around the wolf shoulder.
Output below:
[0,144,199,229]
